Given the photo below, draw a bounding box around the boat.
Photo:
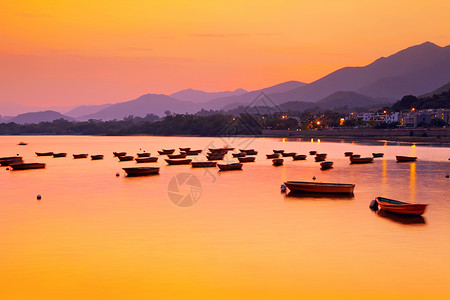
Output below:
[168,153,187,159]
[266,153,279,159]
[233,152,247,158]
[350,156,373,164]
[36,152,53,156]
[284,181,355,194]
[136,152,151,157]
[123,167,159,176]
[218,163,243,171]
[165,158,192,165]
[372,153,384,158]
[0,156,22,161]
[18,142,27,145]
[320,161,334,170]
[396,156,417,162]
[207,155,224,161]
[309,151,317,155]
[273,150,284,154]
[113,152,127,157]
[0,157,23,166]
[222,147,234,151]
[272,158,284,166]
[314,156,326,162]
[191,161,217,168]
[244,150,258,155]
[344,152,353,157]
[209,148,230,153]
[53,153,67,158]
[350,154,361,158]
[293,154,307,160]
[73,154,88,159]
[282,152,296,157]
[207,150,227,156]
[135,157,158,163]
[10,162,46,170]
[238,156,255,163]
[179,147,191,152]
[91,155,104,160]
[118,155,134,161]
[184,150,202,155]
[158,149,175,155]
[375,197,427,216]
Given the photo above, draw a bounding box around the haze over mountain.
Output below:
[0,102,74,116]
[420,82,450,98]
[65,103,113,118]
[170,88,247,103]
[8,111,75,124]
[316,91,392,110]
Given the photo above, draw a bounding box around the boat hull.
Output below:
[123,167,159,176]
[191,162,217,168]
[284,181,355,194]
[91,155,104,160]
[396,156,417,162]
[73,154,88,159]
[135,157,158,163]
[272,158,284,166]
[10,163,46,170]
[165,159,192,165]
[218,163,242,171]
[375,197,427,216]
[36,152,53,156]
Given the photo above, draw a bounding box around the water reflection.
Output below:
[285,191,354,200]
[409,162,416,203]
[376,209,426,225]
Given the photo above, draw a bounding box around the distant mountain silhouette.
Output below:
[419,82,450,98]
[316,91,393,109]
[170,88,247,103]
[0,102,74,116]
[10,110,75,124]
[65,103,113,118]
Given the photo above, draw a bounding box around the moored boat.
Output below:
[36,152,53,156]
[18,142,28,145]
[165,158,192,165]
[10,162,45,170]
[123,167,159,176]
[282,152,296,157]
[73,153,88,159]
[113,152,127,157]
[53,153,67,158]
[320,161,334,170]
[293,154,307,160]
[118,155,134,161]
[272,158,284,166]
[273,150,284,154]
[184,149,202,155]
[91,155,104,160]
[191,161,217,168]
[233,152,247,158]
[396,156,417,162]
[309,151,317,155]
[0,157,23,166]
[238,156,255,163]
[206,155,224,161]
[135,157,158,163]
[350,156,373,164]
[284,181,355,194]
[266,153,279,159]
[350,154,361,158]
[158,149,175,155]
[375,197,427,216]
[218,163,243,171]
[372,153,384,158]
[179,147,191,152]
[168,153,187,159]
[344,152,353,157]
[314,156,326,162]
[137,152,151,157]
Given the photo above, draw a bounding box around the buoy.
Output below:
[312,176,316,180]
[6,167,9,170]
[116,172,120,177]
[280,184,286,193]
[369,199,378,211]
[446,174,449,178]
[37,195,41,200]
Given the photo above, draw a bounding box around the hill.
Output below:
[170,88,247,103]
[9,110,75,124]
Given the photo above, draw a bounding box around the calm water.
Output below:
[1,135,449,300]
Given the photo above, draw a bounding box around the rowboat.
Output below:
[238,156,255,163]
[218,163,243,171]
[396,156,417,162]
[273,150,284,154]
[191,161,217,168]
[244,150,258,155]
[73,154,88,159]
[314,156,326,162]
[207,150,227,156]
[320,161,334,170]
[135,157,158,163]
[168,153,187,159]
[350,154,360,158]
[284,181,355,194]
[350,156,373,164]
[10,163,45,170]
[179,147,191,152]
[222,147,234,151]
[272,158,284,166]
[372,153,384,158]
[123,167,159,176]
[282,152,296,157]
[316,153,327,157]
[0,156,22,161]
[113,152,127,157]
[266,153,279,159]
[233,152,247,158]
[0,157,23,166]
[209,148,230,153]
[344,152,353,157]
[118,155,134,161]
[184,150,202,155]
[375,197,427,216]
[309,151,317,155]
[158,149,175,155]
[206,155,224,161]
[91,155,104,160]
[53,153,67,158]
[36,152,53,156]
[136,152,151,157]
[293,154,307,160]
[18,142,27,145]
[165,158,192,165]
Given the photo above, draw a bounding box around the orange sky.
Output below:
[1,0,449,106]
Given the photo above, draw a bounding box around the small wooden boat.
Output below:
[316,153,327,157]
[91,155,104,160]
[0,157,23,166]
[10,162,45,170]
[207,150,227,156]
[165,158,192,165]
[207,155,224,161]
[191,161,217,168]
[135,157,158,163]
[282,152,296,157]
[218,163,243,171]
[293,154,307,160]
[137,152,151,157]
[209,148,230,153]
[375,197,427,216]
[273,150,284,154]
[372,153,384,158]
[272,158,284,166]
[36,152,53,156]
[123,167,159,176]
[73,154,88,159]
[0,156,22,161]
[344,152,353,157]
[158,149,175,155]
[233,152,247,158]
[238,156,255,163]
[168,153,187,159]
[320,161,334,170]
[184,150,202,155]
[284,181,355,194]
[350,156,373,164]
[118,155,134,161]
[396,156,417,162]
[18,142,27,145]
[179,147,191,152]
[266,153,279,159]
[53,153,67,158]
[113,152,127,157]
[244,150,258,155]
[314,156,326,162]
[222,147,234,151]
[309,151,317,155]
[350,154,360,158]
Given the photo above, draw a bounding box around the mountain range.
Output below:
[1,41,449,124]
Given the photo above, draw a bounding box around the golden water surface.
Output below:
[1,136,449,299]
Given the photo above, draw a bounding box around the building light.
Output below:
[316,121,321,125]
[411,108,415,111]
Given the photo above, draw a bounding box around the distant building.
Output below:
[400,108,450,127]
